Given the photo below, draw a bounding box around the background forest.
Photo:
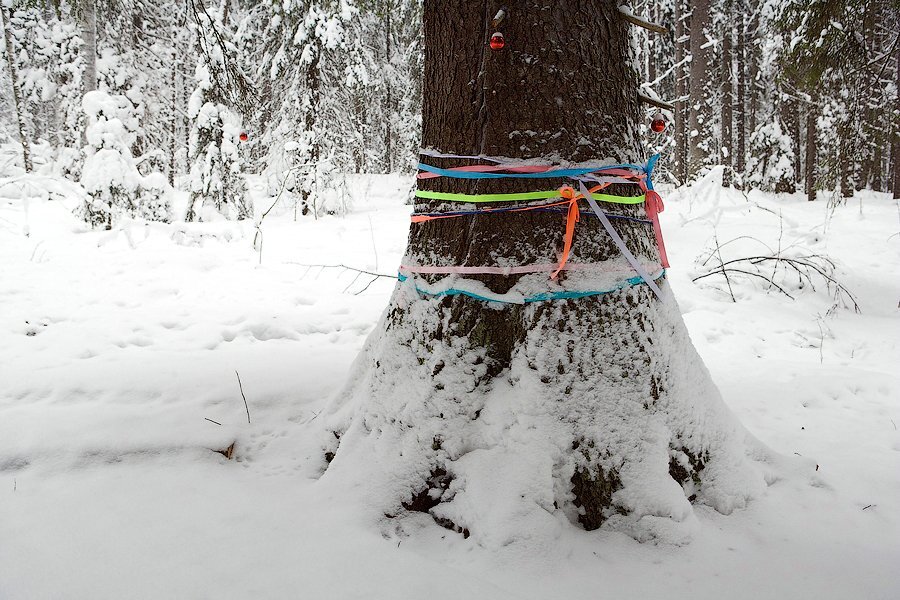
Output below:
[1,0,897,224]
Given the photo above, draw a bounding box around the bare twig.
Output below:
[693,267,796,299]
[354,275,385,296]
[638,92,675,111]
[341,271,362,293]
[205,417,223,426]
[254,167,301,265]
[693,247,860,312]
[235,370,251,424]
[286,262,396,280]
[617,6,668,34]
[713,232,736,302]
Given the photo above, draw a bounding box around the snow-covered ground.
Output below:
[1,165,898,599]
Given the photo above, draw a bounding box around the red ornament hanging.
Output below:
[650,114,666,133]
[239,131,249,142]
[489,32,505,51]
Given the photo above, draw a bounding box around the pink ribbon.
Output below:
[399,262,662,276]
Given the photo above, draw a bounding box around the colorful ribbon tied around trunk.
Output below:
[408,152,671,301]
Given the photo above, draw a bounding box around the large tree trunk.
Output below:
[320,0,769,545]
[1,7,33,173]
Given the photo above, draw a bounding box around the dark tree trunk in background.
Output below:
[806,100,816,202]
[688,0,712,176]
[779,99,798,194]
[893,43,900,200]
[1,6,32,173]
[748,11,759,147]
[721,0,733,187]
[786,98,801,191]
[383,1,394,173]
[80,0,97,94]
[674,0,688,183]
[839,121,854,199]
[301,47,322,215]
[321,0,767,544]
[735,9,746,186]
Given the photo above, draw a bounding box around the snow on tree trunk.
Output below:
[806,100,816,202]
[891,45,900,200]
[1,5,32,172]
[720,0,734,188]
[79,0,96,94]
[688,0,712,177]
[318,0,772,546]
[735,11,747,186]
[673,0,687,184]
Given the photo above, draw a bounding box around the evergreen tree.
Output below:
[185,0,252,221]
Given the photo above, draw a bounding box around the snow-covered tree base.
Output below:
[319,278,776,546]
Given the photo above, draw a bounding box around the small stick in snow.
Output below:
[235,370,251,424]
[204,417,223,426]
[862,504,875,511]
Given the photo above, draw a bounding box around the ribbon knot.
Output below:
[550,186,580,279]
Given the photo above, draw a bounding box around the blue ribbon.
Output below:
[397,270,665,305]
[644,154,660,190]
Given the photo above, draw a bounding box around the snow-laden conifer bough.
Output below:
[313,0,789,546]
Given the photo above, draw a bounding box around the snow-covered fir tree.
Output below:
[185,0,251,221]
[79,89,170,227]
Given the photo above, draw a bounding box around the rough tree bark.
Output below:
[320,0,769,545]
[1,6,32,172]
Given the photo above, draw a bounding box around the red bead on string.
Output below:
[490,32,505,50]
[239,131,249,142]
[650,114,666,133]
